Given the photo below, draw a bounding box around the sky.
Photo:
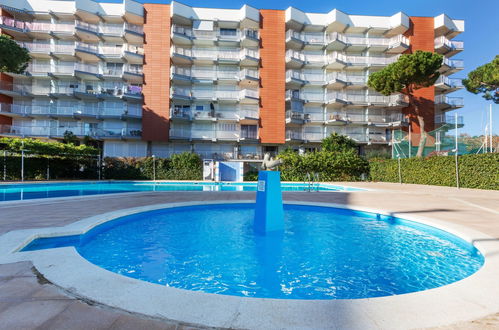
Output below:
[104,0,499,136]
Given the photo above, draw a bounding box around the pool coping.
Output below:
[0,200,498,329]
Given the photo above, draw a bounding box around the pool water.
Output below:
[0,181,360,202]
[22,203,483,300]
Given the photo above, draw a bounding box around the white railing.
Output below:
[443,58,464,68]
[435,95,464,107]
[0,81,31,94]
[306,112,324,122]
[328,52,400,66]
[327,33,409,48]
[216,130,240,140]
[191,129,215,139]
[435,114,464,125]
[76,21,99,33]
[53,43,75,53]
[286,130,303,140]
[75,63,99,74]
[75,42,98,53]
[286,110,305,121]
[435,36,464,50]
[286,49,305,61]
[124,65,143,74]
[303,132,324,141]
[18,42,51,52]
[100,46,123,55]
[100,24,123,35]
[435,76,463,88]
[125,23,143,34]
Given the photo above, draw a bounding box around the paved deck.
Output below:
[0,182,498,329]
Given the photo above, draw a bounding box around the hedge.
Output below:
[103,152,202,180]
[369,153,499,190]
[1,152,202,181]
[0,155,98,180]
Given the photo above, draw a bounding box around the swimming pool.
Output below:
[22,203,483,300]
[0,181,362,202]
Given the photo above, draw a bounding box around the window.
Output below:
[196,105,204,111]
[220,28,237,36]
[241,125,257,139]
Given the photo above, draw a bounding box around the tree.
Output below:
[62,130,79,145]
[368,50,443,157]
[0,35,31,74]
[463,55,499,104]
[321,132,358,152]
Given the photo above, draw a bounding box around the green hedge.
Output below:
[0,155,98,180]
[278,149,369,182]
[369,153,499,190]
[103,152,202,180]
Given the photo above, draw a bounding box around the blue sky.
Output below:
[105,0,498,136]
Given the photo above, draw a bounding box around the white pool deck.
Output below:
[0,182,498,329]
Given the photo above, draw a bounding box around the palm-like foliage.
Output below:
[368,51,443,157]
[463,55,499,104]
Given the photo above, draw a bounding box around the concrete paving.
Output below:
[0,182,498,329]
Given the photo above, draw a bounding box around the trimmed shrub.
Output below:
[278,149,369,182]
[102,152,202,180]
[369,153,499,190]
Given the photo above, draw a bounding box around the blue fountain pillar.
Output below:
[254,171,284,234]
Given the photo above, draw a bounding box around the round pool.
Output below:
[39,203,480,300]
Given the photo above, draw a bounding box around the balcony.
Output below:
[286,50,306,69]
[75,42,100,62]
[124,23,144,44]
[0,81,31,98]
[303,132,324,142]
[171,107,192,121]
[191,129,216,141]
[327,52,400,70]
[171,47,258,66]
[286,90,303,102]
[326,112,348,125]
[440,58,464,74]
[0,103,31,117]
[285,129,303,141]
[326,33,409,53]
[435,37,464,57]
[435,76,464,93]
[17,42,51,59]
[286,70,306,88]
[123,65,144,83]
[75,21,100,42]
[52,44,76,60]
[74,63,101,80]
[435,95,464,111]
[435,114,464,128]
[286,110,305,124]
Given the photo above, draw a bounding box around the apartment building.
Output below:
[0,0,464,160]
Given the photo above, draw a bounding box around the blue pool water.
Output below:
[22,203,483,300]
[0,181,360,202]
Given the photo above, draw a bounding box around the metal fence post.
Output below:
[46,158,50,181]
[397,156,402,184]
[21,149,24,182]
[455,113,460,189]
[97,154,101,180]
[3,150,6,181]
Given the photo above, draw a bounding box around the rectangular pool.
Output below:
[0,181,363,202]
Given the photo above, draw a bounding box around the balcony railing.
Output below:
[0,81,31,94]
[328,52,400,66]
[286,130,303,140]
[435,36,464,50]
[75,63,99,74]
[443,58,464,68]
[327,32,409,48]
[435,76,463,88]
[435,114,464,125]
[125,23,143,34]
[75,42,99,53]
[303,132,324,141]
[435,95,464,107]
[76,21,99,33]
[286,110,305,121]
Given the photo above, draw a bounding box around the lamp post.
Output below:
[152,155,156,182]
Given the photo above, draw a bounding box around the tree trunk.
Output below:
[416,113,427,158]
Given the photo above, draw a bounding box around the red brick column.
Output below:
[0,8,13,126]
[142,4,171,142]
[258,10,286,144]
[403,17,436,134]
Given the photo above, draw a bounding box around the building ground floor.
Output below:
[102,139,391,159]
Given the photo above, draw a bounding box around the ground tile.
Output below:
[0,299,71,329]
[37,301,120,330]
[109,314,179,330]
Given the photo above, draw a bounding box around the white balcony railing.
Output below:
[435,36,464,50]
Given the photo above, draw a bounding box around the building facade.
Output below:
[0,0,464,159]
